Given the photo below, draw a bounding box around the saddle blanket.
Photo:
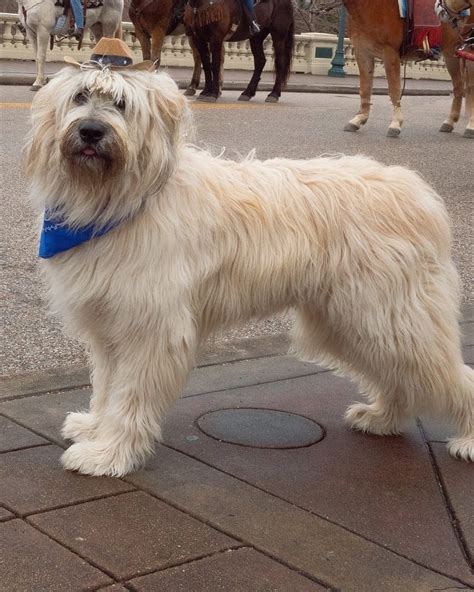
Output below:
[18,0,44,11]
[398,0,446,51]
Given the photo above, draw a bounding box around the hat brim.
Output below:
[63,55,156,71]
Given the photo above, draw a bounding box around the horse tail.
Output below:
[282,19,294,86]
[275,18,294,88]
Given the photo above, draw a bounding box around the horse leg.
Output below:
[440,50,463,133]
[383,46,403,137]
[89,23,103,42]
[462,61,474,138]
[208,39,223,101]
[133,25,152,61]
[239,35,266,101]
[266,29,291,103]
[344,48,374,132]
[184,37,202,96]
[194,37,214,99]
[30,26,50,90]
[150,26,166,65]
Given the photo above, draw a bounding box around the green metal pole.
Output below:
[328,7,346,77]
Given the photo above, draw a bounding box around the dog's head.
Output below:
[25,65,190,226]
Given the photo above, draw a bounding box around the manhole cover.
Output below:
[197,408,324,449]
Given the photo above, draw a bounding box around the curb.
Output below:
[0,332,291,401]
[0,73,451,96]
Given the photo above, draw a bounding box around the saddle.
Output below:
[399,0,444,60]
[52,0,104,46]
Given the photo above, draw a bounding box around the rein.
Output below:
[435,0,472,34]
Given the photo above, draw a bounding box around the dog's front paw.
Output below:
[345,403,401,436]
[62,412,97,442]
[61,441,140,477]
[447,436,474,462]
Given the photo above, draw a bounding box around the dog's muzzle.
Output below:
[60,118,125,176]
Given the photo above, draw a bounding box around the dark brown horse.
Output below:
[184,0,294,102]
[129,0,202,95]
[343,0,474,137]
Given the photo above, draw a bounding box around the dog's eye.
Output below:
[73,91,90,105]
[115,98,126,111]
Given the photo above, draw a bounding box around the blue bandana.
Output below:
[39,213,116,259]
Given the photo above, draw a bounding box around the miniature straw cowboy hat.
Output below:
[64,37,154,70]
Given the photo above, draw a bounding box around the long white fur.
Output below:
[26,66,474,476]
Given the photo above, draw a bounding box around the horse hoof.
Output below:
[30,85,42,92]
[343,123,359,132]
[463,128,474,139]
[183,88,196,97]
[439,123,453,133]
[265,95,279,103]
[387,127,401,138]
[238,94,251,102]
[198,95,217,103]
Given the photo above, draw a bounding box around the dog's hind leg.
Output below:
[61,317,197,477]
[295,266,474,460]
[292,307,407,435]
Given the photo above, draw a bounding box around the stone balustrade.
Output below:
[0,12,449,80]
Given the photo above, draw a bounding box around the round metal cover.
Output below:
[197,408,324,449]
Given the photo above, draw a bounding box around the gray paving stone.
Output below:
[461,320,474,346]
[0,507,15,521]
[29,491,238,581]
[0,388,90,445]
[461,304,474,323]
[430,442,474,561]
[159,372,474,585]
[128,547,327,591]
[0,415,48,452]
[97,585,129,592]
[127,446,462,592]
[0,366,90,400]
[0,519,111,591]
[182,356,324,398]
[0,445,134,515]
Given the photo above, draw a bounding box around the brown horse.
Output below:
[129,0,202,95]
[184,0,294,102]
[343,0,474,137]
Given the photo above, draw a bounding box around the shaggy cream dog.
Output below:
[26,64,473,476]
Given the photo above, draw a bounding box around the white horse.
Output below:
[18,0,124,90]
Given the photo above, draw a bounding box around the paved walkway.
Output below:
[0,307,473,591]
[0,58,453,95]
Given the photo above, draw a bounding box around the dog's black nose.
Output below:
[79,120,106,144]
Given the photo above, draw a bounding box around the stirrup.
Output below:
[53,15,68,36]
[249,20,260,36]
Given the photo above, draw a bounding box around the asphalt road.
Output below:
[1,84,473,376]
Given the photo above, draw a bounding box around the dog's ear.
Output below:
[24,83,58,181]
[150,73,188,133]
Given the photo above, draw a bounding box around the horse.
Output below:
[129,0,202,96]
[183,0,294,102]
[18,0,123,91]
[342,0,474,137]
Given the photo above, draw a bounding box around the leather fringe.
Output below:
[184,3,225,30]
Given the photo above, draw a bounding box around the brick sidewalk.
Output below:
[0,307,473,591]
